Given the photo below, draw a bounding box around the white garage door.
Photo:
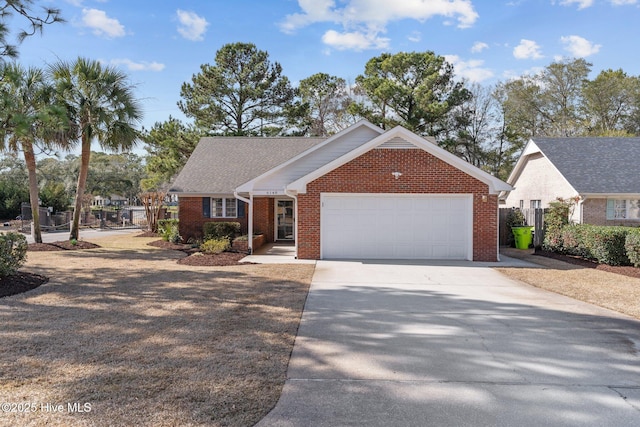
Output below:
[321,193,473,260]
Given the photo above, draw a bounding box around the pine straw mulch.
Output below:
[146,237,253,266]
[0,272,49,298]
[0,233,315,427]
[28,241,101,251]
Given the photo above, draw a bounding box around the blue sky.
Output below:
[9,0,640,134]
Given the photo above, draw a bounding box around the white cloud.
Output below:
[560,35,601,57]
[445,55,494,82]
[471,41,488,53]
[65,0,84,6]
[408,31,421,43]
[81,8,125,38]
[609,0,637,4]
[513,39,543,60]
[176,10,209,41]
[109,59,165,72]
[560,0,594,9]
[322,30,389,51]
[280,0,478,50]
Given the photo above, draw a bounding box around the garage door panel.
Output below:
[321,194,472,260]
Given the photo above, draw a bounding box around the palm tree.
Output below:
[0,63,67,243]
[49,57,142,240]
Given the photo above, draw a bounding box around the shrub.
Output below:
[158,219,181,243]
[542,197,577,252]
[200,238,230,254]
[625,229,640,268]
[506,209,526,227]
[560,224,588,257]
[203,222,240,241]
[0,232,28,277]
[581,225,630,266]
[553,224,630,266]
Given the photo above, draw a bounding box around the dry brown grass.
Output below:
[0,233,314,426]
[497,248,640,319]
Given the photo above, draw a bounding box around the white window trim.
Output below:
[211,197,238,218]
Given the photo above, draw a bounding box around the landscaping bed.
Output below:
[0,271,48,298]
[146,236,254,266]
[28,241,101,251]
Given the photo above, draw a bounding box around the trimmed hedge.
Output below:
[203,222,240,241]
[0,232,28,277]
[200,238,230,254]
[546,224,631,266]
[625,228,640,268]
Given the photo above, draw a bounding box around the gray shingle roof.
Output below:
[169,137,325,194]
[533,137,640,194]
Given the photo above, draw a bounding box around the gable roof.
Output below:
[509,137,640,195]
[169,137,324,194]
[171,121,512,196]
[286,125,512,194]
[236,120,384,193]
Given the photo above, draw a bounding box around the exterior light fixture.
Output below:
[392,171,402,179]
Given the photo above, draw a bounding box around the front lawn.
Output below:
[0,234,314,426]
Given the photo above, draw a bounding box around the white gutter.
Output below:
[284,188,298,259]
[234,191,253,254]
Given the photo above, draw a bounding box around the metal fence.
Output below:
[499,207,546,249]
[18,205,166,232]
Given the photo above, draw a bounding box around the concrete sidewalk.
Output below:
[257,260,640,426]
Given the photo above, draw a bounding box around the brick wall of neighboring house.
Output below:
[297,148,499,262]
[582,198,640,226]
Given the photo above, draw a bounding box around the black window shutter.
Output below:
[238,200,245,218]
[202,197,210,218]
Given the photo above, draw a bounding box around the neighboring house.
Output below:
[503,137,640,225]
[92,195,128,207]
[170,120,511,261]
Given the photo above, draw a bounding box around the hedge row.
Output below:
[543,224,640,266]
[203,222,240,241]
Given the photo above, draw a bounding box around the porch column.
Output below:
[248,193,254,254]
[234,191,253,254]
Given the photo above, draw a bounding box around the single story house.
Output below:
[503,137,640,225]
[92,194,128,207]
[170,120,511,261]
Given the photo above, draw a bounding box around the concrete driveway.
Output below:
[257,259,640,426]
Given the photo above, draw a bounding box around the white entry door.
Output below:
[321,193,472,260]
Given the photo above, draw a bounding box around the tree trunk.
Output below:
[23,142,42,243]
[70,134,91,241]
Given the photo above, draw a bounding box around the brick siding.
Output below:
[297,148,499,261]
[177,197,248,241]
[583,198,640,226]
[178,197,274,243]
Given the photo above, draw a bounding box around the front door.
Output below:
[276,200,294,240]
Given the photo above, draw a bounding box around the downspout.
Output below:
[234,191,253,254]
[577,195,586,224]
[284,188,298,259]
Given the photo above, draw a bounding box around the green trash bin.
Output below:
[512,226,533,249]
